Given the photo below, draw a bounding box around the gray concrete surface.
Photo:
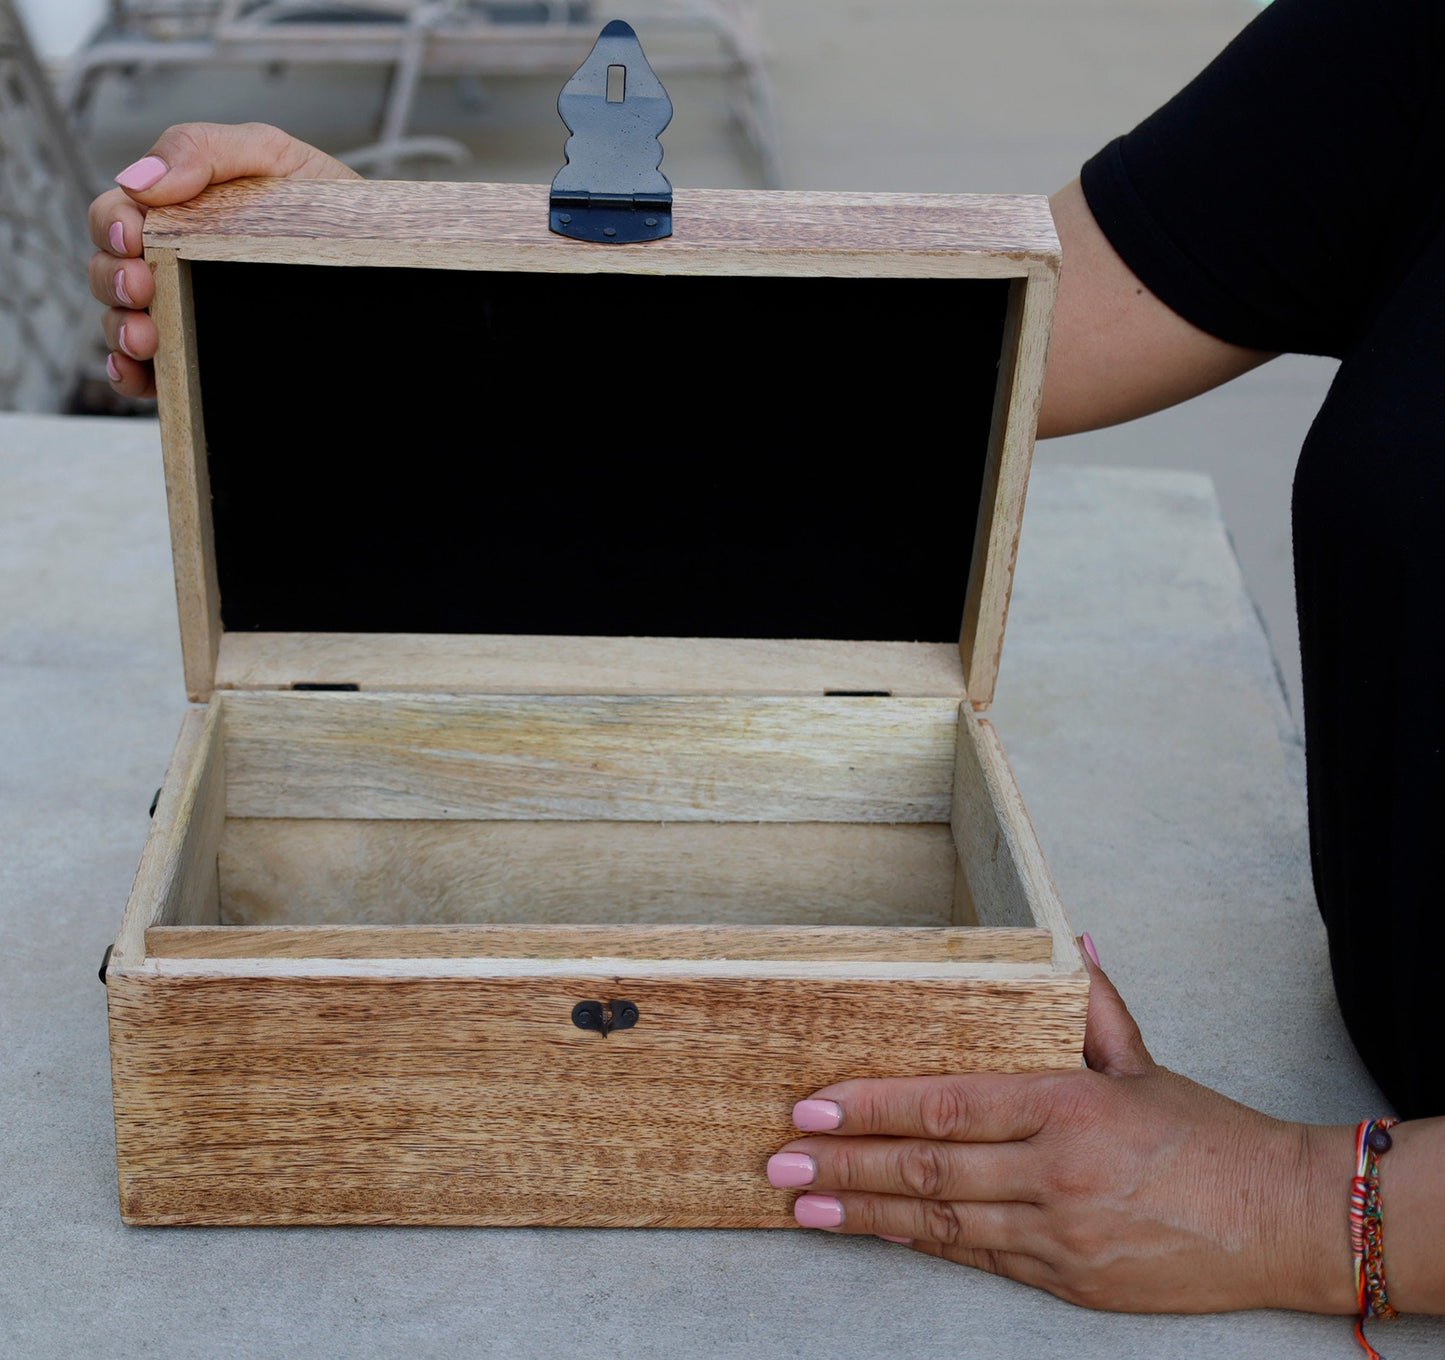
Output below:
[3,411,1440,1357]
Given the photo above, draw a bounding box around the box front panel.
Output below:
[109,970,1087,1227]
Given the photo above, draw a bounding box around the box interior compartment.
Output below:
[136,688,1067,969]
[220,688,964,929]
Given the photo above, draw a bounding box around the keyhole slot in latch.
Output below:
[572,998,639,1036]
[606,64,626,102]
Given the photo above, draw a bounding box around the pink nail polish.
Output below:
[108,221,126,255]
[1081,933,1101,968]
[115,269,134,307]
[766,1153,816,1188]
[105,352,122,382]
[794,1194,844,1229]
[115,155,168,192]
[877,1234,913,1245]
[793,1099,842,1131]
[118,322,136,359]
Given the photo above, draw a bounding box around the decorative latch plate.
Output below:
[549,20,673,244]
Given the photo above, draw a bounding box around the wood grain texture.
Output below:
[214,633,968,697]
[959,266,1058,708]
[147,250,222,703]
[108,969,1088,1226]
[111,704,224,969]
[145,956,1061,982]
[221,691,960,822]
[951,707,1078,971]
[146,923,1055,964]
[216,819,958,927]
[145,179,1060,278]
[952,857,979,927]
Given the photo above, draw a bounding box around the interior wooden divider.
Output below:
[213,633,969,697]
[221,690,961,823]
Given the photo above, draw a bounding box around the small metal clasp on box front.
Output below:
[571,999,640,1036]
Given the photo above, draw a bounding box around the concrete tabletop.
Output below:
[2,412,1439,1358]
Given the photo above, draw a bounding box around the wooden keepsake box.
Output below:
[105,173,1082,1227]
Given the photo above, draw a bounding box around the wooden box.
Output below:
[106,179,1083,1227]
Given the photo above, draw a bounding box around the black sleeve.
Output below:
[1080,0,1445,358]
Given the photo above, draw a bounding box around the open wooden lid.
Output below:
[143,180,1058,707]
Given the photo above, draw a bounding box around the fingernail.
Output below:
[105,352,122,382]
[118,322,138,359]
[108,221,126,255]
[114,269,134,307]
[766,1153,816,1188]
[877,1235,913,1245]
[115,155,168,192]
[1081,933,1101,968]
[793,1099,842,1131]
[794,1194,844,1229]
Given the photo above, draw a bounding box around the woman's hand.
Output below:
[770,945,1360,1314]
[87,122,361,399]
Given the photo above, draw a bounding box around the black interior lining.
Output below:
[192,262,1009,641]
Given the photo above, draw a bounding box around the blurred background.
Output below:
[2,0,1330,715]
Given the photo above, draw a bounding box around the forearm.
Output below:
[1287,1117,1445,1315]
[1038,179,1275,439]
[1378,1117,1445,1312]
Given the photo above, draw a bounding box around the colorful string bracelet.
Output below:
[1349,1116,1399,1360]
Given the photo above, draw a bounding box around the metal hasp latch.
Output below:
[572,998,640,1036]
[549,20,673,244]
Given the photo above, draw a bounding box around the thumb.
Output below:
[1078,935,1153,1077]
[113,122,358,204]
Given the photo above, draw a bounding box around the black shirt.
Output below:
[1081,0,1445,1118]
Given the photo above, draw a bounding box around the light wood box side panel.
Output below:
[145,180,1061,275]
[147,248,222,704]
[959,263,1058,708]
[214,633,968,697]
[221,692,960,823]
[951,707,1078,970]
[109,971,1087,1226]
[215,819,959,927]
[110,703,224,969]
[146,923,1056,965]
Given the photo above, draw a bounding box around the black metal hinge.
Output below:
[550,20,673,244]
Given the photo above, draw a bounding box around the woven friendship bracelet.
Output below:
[1350,1117,1399,1360]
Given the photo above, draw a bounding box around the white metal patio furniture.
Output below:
[0,1,102,411]
[61,0,783,184]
